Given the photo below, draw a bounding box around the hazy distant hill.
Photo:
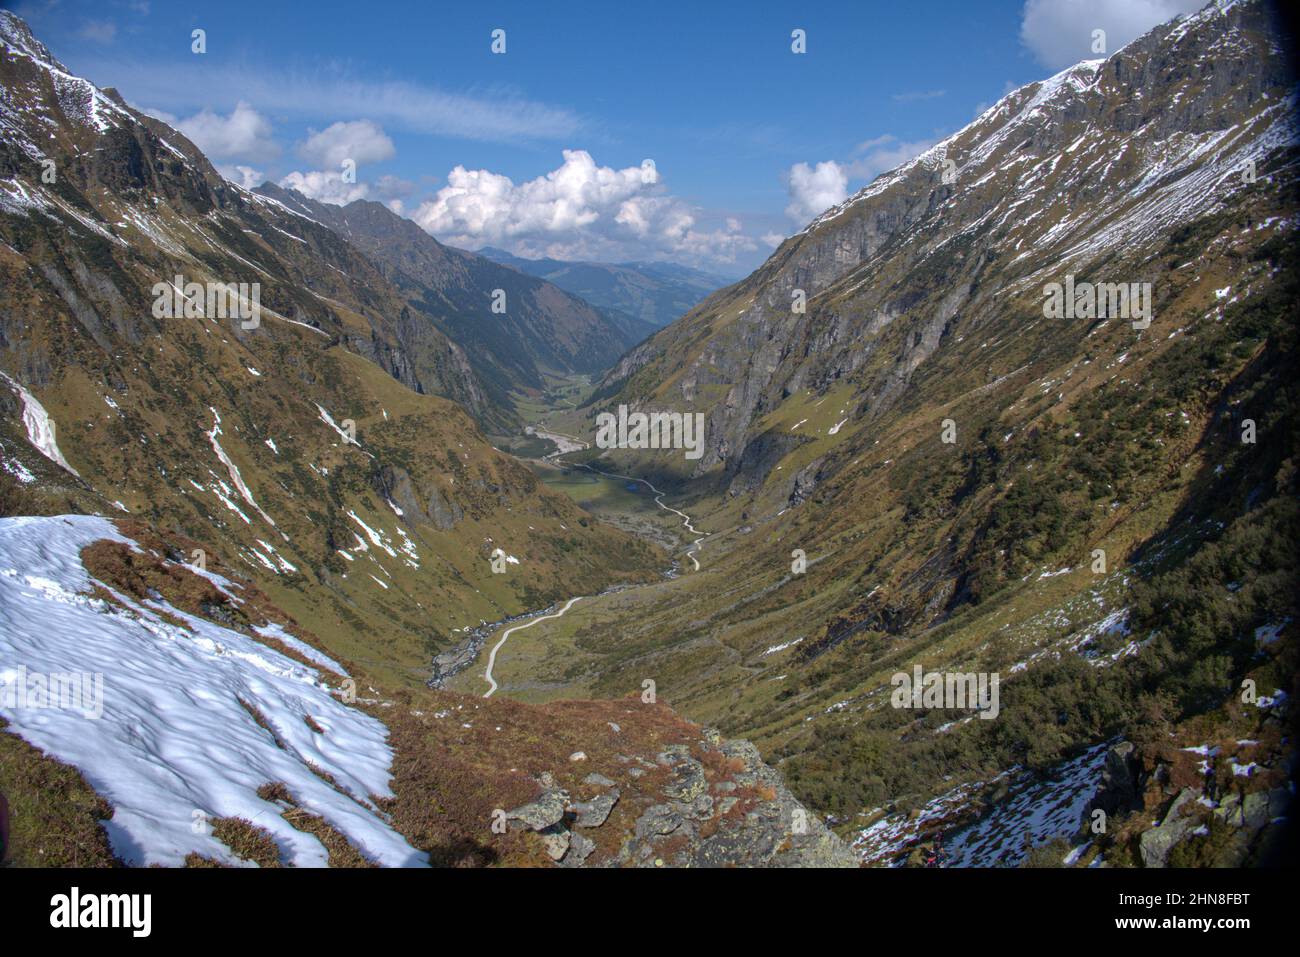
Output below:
[477,246,732,339]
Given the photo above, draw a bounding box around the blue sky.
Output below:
[6,0,1204,275]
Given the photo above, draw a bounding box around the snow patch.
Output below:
[0,515,424,867]
[1,372,79,476]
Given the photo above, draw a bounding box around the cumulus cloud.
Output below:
[221,165,265,189]
[164,101,279,163]
[1020,0,1203,70]
[411,150,757,265]
[784,136,934,224]
[277,141,406,210]
[279,169,370,206]
[298,120,395,169]
[784,161,848,223]
[417,151,658,239]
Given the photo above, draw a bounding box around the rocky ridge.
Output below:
[501,729,857,867]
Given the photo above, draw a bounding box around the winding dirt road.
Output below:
[479,462,708,696]
[482,596,586,698]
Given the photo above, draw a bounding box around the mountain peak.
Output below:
[0,10,60,71]
[804,0,1271,239]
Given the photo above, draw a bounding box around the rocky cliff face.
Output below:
[599,0,1297,482]
[497,731,857,867]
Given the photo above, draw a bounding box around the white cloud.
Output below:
[77,58,581,144]
[411,150,757,265]
[417,151,657,239]
[77,20,117,44]
[784,136,934,224]
[276,154,407,213]
[221,165,265,189]
[298,120,394,169]
[279,169,369,206]
[892,89,946,102]
[1019,0,1203,70]
[168,101,279,163]
[784,161,848,223]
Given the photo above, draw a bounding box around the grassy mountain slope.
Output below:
[0,9,662,688]
[469,0,1298,864]
[254,185,639,426]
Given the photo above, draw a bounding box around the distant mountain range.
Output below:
[476,246,733,338]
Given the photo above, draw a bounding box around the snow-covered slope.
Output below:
[852,743,1111,867]
[1,371,79,476]
[0,515,426,867]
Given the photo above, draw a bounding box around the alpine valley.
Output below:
[0,0,1296,872]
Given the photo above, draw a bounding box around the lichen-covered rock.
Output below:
[559,831,596,868]
[505,789,568,832]
[1240,788,1290,829]
[1139,817,1196,868]
[504,725,856,868]
[540,826,570,861]
[571,790,619,828]
[662,757,707,803]
[635,804,684,839]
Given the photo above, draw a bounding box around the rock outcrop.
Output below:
[500,728,858,868]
